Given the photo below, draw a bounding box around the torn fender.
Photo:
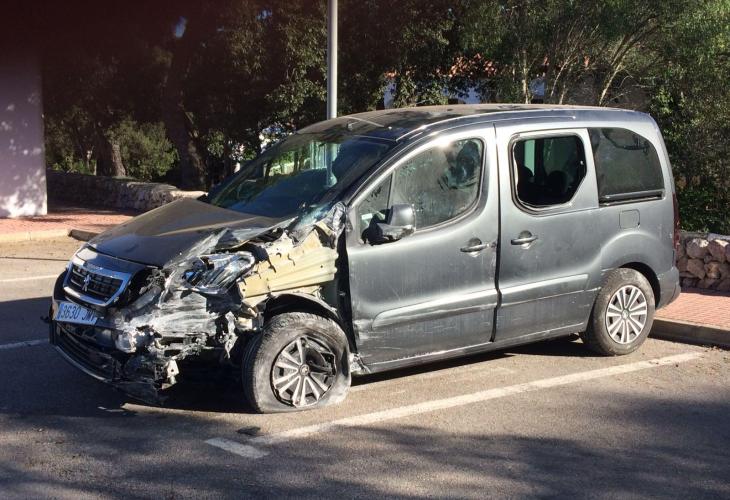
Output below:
[238,228,338,303]
[91,203,347,403]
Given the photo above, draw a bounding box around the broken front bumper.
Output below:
[50,290,179,404]
[50,320,178,404]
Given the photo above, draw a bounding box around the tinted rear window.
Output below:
[588,128,664,200]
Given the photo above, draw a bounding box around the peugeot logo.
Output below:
[82,274,92,292]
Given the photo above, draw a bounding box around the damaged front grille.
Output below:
[63,256,131,307]
[54,323,119,380]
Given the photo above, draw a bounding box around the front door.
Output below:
[345,127,499,367]
[494,125,601,341]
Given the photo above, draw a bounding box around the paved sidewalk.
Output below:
[0,205,135,242]
[653,288,730,348]
[656,289,730,331]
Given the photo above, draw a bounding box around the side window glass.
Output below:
[513,135,586,207]
[357,174,391,239]
[391,138,483,229]
[589,128,664,200]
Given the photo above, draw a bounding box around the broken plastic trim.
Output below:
[89,202,347,404]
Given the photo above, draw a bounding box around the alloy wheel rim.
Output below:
[271,336,336,407]
[605,285,648,344]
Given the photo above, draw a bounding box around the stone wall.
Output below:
[47,170,206,212]
[677,232,730,291]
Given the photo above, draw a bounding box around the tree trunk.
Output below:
[95,137,126,177]
[161,13,211,190]
[162,77,206,189]
[223,141,235,178]
[597,65,622,106]
[520,51,530,104]
[94,133,113,177]
[109,141,126,177]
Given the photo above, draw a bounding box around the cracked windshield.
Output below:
[209,131,393,218]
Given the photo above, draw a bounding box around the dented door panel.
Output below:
[346,127,499,366]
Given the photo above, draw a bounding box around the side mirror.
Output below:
[371,204,415,244]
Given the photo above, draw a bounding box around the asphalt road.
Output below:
[1,237,728,499]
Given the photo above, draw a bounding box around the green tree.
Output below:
[339,0,460,110]
[34,0,730,235]
[107,119,177,181]
[456,0,691,105]
[648,1,730,233]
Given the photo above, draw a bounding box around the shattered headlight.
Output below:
[113,329,152,353]
[179,252,256,295]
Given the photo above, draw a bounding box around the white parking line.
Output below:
[0,274,59,283]
[205,437,269,459]
[0,339,48,350]
[205,352,702,460]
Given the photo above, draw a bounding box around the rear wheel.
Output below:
[242,312,351,413]
[582,268,655,356]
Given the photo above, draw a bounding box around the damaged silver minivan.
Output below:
[50,104,681,412]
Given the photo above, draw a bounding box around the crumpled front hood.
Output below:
[89,198,287,267]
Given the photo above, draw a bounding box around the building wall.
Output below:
[0,54,46,217]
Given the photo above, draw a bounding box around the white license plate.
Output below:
[55,301,99,326]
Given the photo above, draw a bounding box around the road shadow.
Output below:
[0,390,728,498]
[1,299,727,497]
[161,335,595,410]
[0,297,51,343]
[0,295,602,416]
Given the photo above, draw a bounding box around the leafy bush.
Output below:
[107,119,177,181]
[647,2,730,235]
[44,115,96,175]
[675,185,729,235]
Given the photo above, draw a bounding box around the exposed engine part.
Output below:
[238,227,338,305]
[74,203,346,403]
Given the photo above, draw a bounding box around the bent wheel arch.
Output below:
[242,311,352,413]
[261,292,357,353]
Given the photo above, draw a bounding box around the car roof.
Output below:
[298,104,652,142]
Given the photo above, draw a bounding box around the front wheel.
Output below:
[242,312,351,413]
[582,268,655,356]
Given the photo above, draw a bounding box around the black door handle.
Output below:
[460,240,493,253]
[511,232,538,245]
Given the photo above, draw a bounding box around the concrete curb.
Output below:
[651,318,730,349]
[0,229,71,243]
[68,228,99,242]
[0,227,101,243]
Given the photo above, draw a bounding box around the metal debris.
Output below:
[100,203,346,403]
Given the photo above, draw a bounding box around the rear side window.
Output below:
[513,135,587,207]
[588,128,664,201]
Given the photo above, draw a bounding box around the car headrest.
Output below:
[518,165,533,184]
[547,170,568,195]
[451,141,481,186]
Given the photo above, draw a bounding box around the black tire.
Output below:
[242,312,351,413]
[582,268,655,356]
